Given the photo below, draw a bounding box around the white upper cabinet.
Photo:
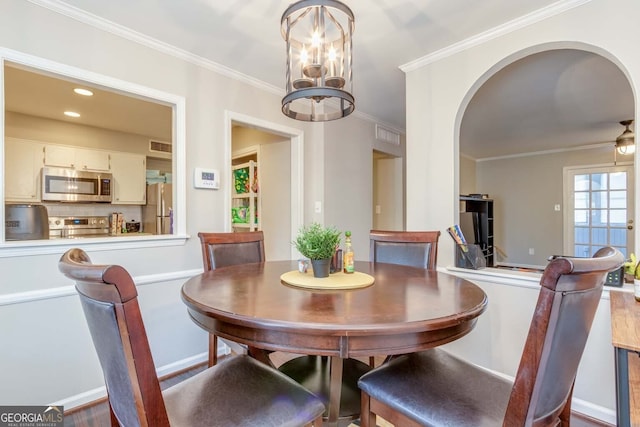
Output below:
[5,138,44,202]
[44,145,110,171]
[110,152,146,204]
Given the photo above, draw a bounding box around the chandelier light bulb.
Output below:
[328,44,337,61]
[311,31,321,48]
[281,0,355,121]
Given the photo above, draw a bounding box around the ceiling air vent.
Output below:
[149,140,172,154]
[375,124,400,145]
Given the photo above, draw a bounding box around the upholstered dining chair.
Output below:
[368,229,441,367]
[59,248,325,427]
[198,231,265,366]
[369,230,441,270]
[358,246,623,427]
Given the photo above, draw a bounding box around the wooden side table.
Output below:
[609,290,640,426]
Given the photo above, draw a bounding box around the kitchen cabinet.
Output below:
[5,138,44,202]
[110,152,146,204]
[232,149,260,231]
[44,144,110,171]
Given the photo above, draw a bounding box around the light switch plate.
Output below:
[194,167,219,189]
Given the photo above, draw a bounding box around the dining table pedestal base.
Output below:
[278,355,371,427]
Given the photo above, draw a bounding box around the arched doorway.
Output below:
[458,47,635,268]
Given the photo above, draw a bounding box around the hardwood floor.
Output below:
[63,357,613,427]
[63,363,207,427]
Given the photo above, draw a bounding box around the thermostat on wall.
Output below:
[194,167,220,189]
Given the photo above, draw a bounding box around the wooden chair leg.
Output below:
[369,356,375,367]
[559,384,574,426]
[208,334,218,367]
[360,391,375,427]
[108,400,119,426]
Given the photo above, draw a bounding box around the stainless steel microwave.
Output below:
[42,167,112,203]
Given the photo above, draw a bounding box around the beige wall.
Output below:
[476,146,616,266]
[373,156,403,230]
[6,111,157,155]
[459,154,477,195]
[0,0,403,407]
[324,116,376,256]
[404,0,640,420]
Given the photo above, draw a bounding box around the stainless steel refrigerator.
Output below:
[142,183,173,234]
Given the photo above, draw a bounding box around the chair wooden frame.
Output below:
[368,230,441,367]
[369,230,441,270]
[358,246,624,427]
[59,247,324,427]
[197,231,265,367]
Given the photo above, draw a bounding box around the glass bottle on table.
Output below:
[343,231,354,274]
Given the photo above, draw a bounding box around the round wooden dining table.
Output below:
[181,260,488,427]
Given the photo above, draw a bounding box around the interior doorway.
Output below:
[226,112,304,261]
[372,150,403,230]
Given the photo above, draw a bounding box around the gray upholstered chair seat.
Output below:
[164,355,325,427]
[358,349,511,426]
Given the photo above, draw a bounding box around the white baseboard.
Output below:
[54,352,208,410]
[571,398,616,425]
[155,353,208,378]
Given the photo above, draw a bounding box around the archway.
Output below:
[456,45,635,268]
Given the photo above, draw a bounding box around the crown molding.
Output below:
[400,0,593,73]
[27,0,401,130]
[27,0,283,97]
[473,141,612,162]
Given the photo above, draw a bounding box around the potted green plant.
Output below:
[624,253,640,301]
[293,222,341,278]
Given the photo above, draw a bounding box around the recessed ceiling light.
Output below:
[64,111,80,118]
[74,88,93,96]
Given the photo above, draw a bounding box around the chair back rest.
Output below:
[504,246,624,426]
[369,230,441,270]
[59,248,169,427]
[198,231,265,271]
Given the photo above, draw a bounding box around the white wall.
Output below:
[0,0,395,408]
[405,0,640,422]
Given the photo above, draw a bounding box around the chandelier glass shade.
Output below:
[615,119,635,155]
[281,0,355,121]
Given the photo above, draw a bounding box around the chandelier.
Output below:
[281,0,355,121]
[615,119,635,155]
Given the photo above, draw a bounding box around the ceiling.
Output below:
[8,0,635,158]
[4,64,173,142]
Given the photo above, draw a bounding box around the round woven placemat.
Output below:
[280,270,375,290]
